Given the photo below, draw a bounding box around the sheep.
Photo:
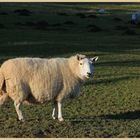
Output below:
[131,13,137,24]
[0,54,98,122]
[98,9,105,14]
[131,11,140,24]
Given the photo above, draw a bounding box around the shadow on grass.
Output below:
[101,110,140,120]
[85,74,140,86]
[65,110,140,122]
[96,60,140,67]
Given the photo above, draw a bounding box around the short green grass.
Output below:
[0,3,140,138]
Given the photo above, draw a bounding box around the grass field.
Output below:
[0,3,140,138]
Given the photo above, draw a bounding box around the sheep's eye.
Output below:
[80,63,82,65]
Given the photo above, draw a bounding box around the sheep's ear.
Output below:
[91,56,98,63]
[76,54,80,61]
[76,54,86,61]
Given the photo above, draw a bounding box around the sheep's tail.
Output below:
[0,68,7,105]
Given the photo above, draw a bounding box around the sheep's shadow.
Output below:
[101,110,140,120]
[65,110,140,122]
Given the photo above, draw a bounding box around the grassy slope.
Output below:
[0,3,140,137]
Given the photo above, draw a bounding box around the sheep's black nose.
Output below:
[87,72,92,77]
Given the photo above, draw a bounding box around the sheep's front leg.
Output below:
[57,102,64,122]
[14,102,24,122]
[52,102,57,120]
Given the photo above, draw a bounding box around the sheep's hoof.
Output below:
[52,116,56,120]
[18,118,25,122]
[58,117,64,122]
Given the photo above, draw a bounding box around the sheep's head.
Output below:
[76,54,98,79]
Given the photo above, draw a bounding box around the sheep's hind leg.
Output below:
[14,101,24,122]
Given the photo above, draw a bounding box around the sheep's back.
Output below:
[1,58,64,103]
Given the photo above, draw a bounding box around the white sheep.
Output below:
[98,9,105,14]
[131,13,137,24]
[0,54,98,122]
